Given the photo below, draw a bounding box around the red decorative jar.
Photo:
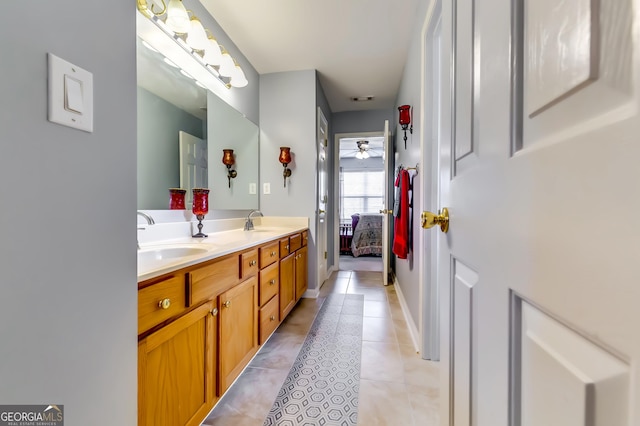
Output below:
[169,188,186,210]
[192,188,209,238]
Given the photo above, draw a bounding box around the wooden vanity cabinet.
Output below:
[138,229,307,426]
[279,252,296,320]
[279,232,308,319]
[295,245,308,298]
[218,276,258,393]
[138,301,217,426]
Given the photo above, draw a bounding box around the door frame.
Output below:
[332,131,387,272]
[419,0,444,361]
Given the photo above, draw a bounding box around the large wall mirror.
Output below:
[136,35,259,211]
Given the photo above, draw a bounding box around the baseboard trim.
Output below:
[302,288,320,299]
[393,275,421,353]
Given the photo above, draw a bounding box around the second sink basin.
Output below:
[138,246,209,264]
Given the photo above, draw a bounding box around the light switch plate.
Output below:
[48,53,94,132]
[249,183,257,194]
[263,183,271,194]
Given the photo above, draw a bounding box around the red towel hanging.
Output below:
[393,169,410,259]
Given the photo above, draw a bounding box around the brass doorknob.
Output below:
[379,209,393,214]
[421,208,449,233]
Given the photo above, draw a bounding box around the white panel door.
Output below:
[432,0,640,425]
[317,108,328,286]
[179,131,207,207]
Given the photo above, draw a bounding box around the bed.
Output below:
[350,213,383,257]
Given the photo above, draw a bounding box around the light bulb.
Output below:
[203,36,223,66]
[355,152,363,160]
[362,151,370,159]
[230,63,248,88]
[165,0,190,34]
[218,47,236,77]
[186,16,209,51]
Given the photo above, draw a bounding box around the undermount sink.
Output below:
[138,246,209,264]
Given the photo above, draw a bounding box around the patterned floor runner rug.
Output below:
[264,294,364,426]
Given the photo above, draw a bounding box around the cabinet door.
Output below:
[138,301,217,426]
[279,253,296,320]
[295,246,308,300]
[218,276,258,393]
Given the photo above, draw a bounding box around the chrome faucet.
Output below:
[137,211,155,226]
[244,209,263,231]
[137,211,155,249]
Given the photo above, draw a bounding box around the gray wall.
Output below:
[0,2,137,425]
[332,109,394,135]
[393,0,434,327]
[259,70,319,290]
[138,87,204,210]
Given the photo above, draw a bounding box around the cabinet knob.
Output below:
[270,315,276,321]
[249,260,257,266]
[285,244,289,250]
[158,298,171,310]
[210,307,218,316]
[223,300,231,308]
[270,279,276,285]
[270,251,277,257]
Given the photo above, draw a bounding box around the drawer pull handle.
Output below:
[223,300,231,308]
[158,298,171,310]
[285,244,289,250]
[211,307,218,316]
[270,279,276,285]
[249,260,257,266]
[270,251,277,257]
[270,315,276,321]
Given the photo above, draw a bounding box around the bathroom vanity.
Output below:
[137,222,308,426]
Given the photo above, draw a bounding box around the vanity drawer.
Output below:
[259,262,279,306]
[188,254,240,306]
[279,238,290,258]
[289,233,302,252]
[138,275,186,335]
[241,249,259,280]
[302,230,308,246]
[259,295,280,344]
[259,241,280,268]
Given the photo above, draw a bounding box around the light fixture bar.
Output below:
[137,3,249,91]
[148,13,232,89]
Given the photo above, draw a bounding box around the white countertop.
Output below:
[137,217,308,282]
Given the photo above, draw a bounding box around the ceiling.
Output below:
[200,0,420,113]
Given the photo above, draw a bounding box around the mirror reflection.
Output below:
[136,37,259,211]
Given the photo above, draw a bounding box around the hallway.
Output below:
[203,269,440,425]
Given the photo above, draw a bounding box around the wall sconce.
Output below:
[222,149,237,188]
[279,147,292,187]
[136,0,248,89]
[398,104,413,149]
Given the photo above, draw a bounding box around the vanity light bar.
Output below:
[137,1,248,90]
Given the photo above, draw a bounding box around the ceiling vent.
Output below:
[350,96,374,102]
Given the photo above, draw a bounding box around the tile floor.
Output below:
[202,270,440,426]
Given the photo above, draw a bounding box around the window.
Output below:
[340,170,384,221]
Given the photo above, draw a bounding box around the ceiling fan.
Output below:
[355,140,372,159]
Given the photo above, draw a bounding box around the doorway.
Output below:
[336,134,385,272]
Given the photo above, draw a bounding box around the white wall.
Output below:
[259,70,320,290]
[0,2,137,425]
